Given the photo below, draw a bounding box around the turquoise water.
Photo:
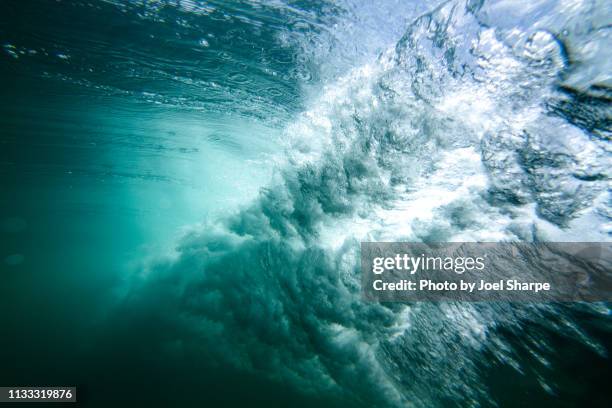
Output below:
[1,1,611,407]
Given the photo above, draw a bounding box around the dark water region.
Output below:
[0,0,312,120]
[1,0,611,407]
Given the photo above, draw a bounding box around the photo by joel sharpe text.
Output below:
[371,277,551,293]
[361,243,612,302]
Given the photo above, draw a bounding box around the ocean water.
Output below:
[0,0,610,407]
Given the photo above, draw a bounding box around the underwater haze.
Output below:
[0,0,611,407]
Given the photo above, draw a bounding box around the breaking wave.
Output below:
[103,0,612,406]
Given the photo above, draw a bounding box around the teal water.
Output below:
[1,1,611,407]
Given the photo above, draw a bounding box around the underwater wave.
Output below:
[1,0,610,407]
[102,1,612,407]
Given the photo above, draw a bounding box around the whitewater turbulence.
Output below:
[116,1,611,406]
